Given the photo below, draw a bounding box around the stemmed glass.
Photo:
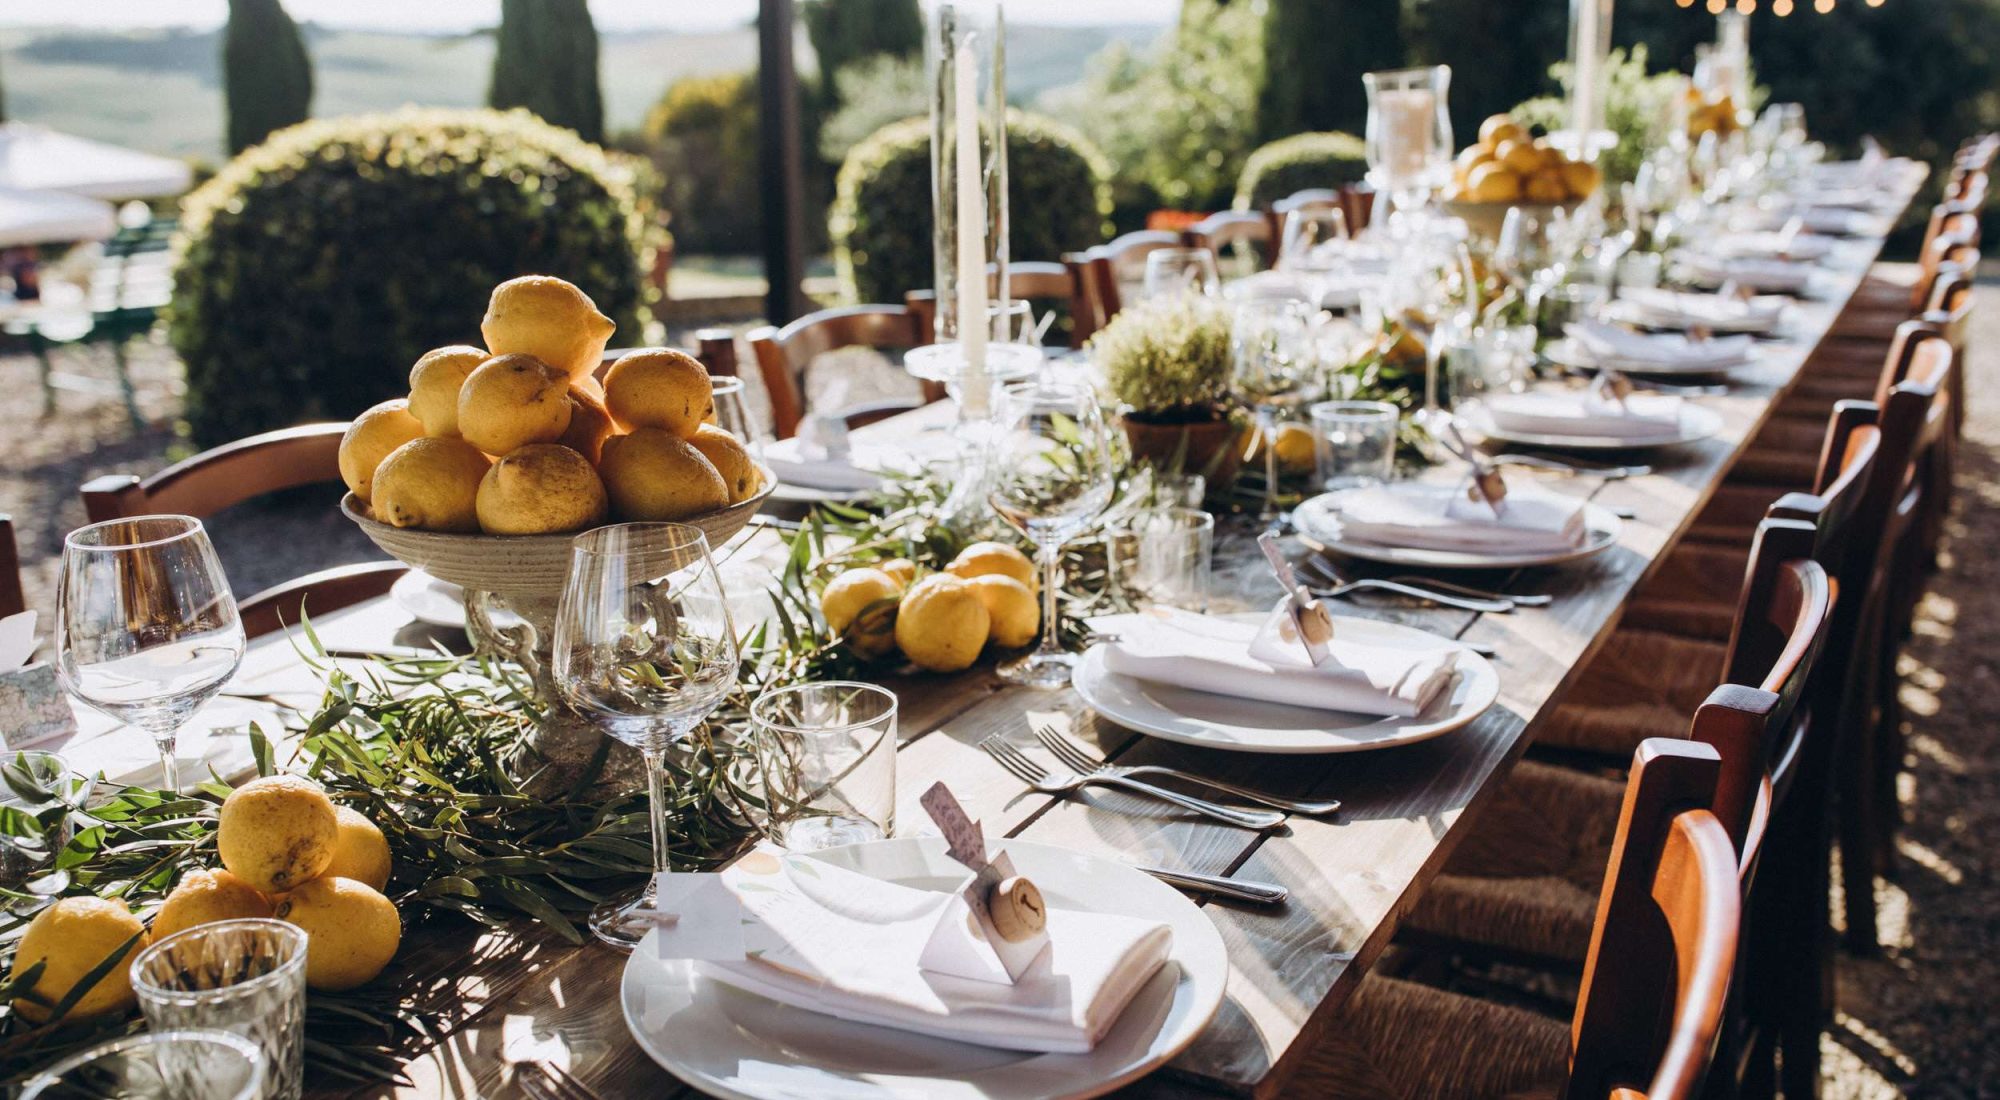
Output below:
[1232,299,1314,527]
[986,381,1115,689]
[1142,248,1221,301]
[56,516,244,794]
[1278,208,1351,312]
[553,522,739,949]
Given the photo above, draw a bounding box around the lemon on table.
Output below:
[1272,423,1316,474]
[9,897,149,1023]
[878,559,918,589]
[603,349,714,437]
[476,443,608,535]
[457,354,573,456]
[406,345,488,437]
[338,399,424,502]
[150,868,273,943]
[481,275,616,381]
[559,383,616,465]
[821,568,902,660]
[218,775,339,894]
[321,806,393,893]
[371,437,491,533]
[598,427,729,521]
[946,541,1036,590]
[275,877,401,992]
[965,574,1039,649]
[688,424,759,503]
[895,574,991,673]
[1466,162,1522,204]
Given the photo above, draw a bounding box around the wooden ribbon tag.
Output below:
[1440,421,1508,519]
[1590,368,1635,412]
[920,782,1050,982]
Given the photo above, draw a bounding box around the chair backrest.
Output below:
[1074,230,1185,332]
[905,261,1091,350]
[0,514,23,620]
[1181,211,1272,274]
[237,561,409,639]
[747,305,924,440]
[695,329,740,377]
[80,423,349,523]
[1567,739,1741,1100]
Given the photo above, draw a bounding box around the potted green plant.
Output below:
[1089,297,1245,484]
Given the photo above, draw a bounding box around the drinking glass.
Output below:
[709,376,765,448]
[57,516,244,794]
[1114,508,1214,612]
[1232,299,1314,526]
[132,919,307,1100]
[19,1029,265,1100]
[1142,248,1221,301]
[752,682,897,851]
[553,522,740,949]
[1438,325,1538,412]
[0,751,93,889]
[1278,208,1352,310]
[986,381,1116,688]
[1310,401,1399,490]
[1539,282,1609,344]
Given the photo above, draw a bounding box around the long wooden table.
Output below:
[50,179,1921,1099]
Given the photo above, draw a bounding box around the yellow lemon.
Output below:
[945,541,1036,590]
[406,345,487,437]
[603,349,713,438]
[1466,162,1522,204]
[150,868,273,943]
[1525,169,1570,204]
[688,424,759,503]
[878,558,918,589]
[895,574,991,673]
[274,877,400,992]
[1478,113,1524,147]
[1560,159,1602,200]
[476,443,608,535]
[1496,139,1541,176]
[559,383,616,465]
[598,427,729,521]
[217,775,339,894]
[321,806,393,893]
[457,354,572,456]
[820,568,902,660]
[965,574,1038,649]
[9,897,148,1023]
[481,275,616,381]
[1273,423,1316,474]
[370,437,491,532]
[337,399,423,502]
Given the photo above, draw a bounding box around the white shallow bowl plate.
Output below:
[1462,402,1724,451]
[1072,618,1498,754]
[1544,337,1761,377]
[1293,491,1622,570]
[768,482,873,505]
[390,570,467,629]
[620,836,1228,1100]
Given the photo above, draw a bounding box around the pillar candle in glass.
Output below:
[922,0,1009,420]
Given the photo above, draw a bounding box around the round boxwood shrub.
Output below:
[170,107,659,446]
[831,110,1112,305]
[1233,131,1370,211]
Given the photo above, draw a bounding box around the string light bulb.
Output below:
[1815,0,1834,11]
[1737,0,1755,11]
[1774,0,1794,13]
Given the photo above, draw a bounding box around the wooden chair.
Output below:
[1182,210,1273,275]
[904,261,1094,351]
[746,305,928,440]
[0,515,23,620]
[1296,738,1741,1100]
[1072,230,1184,334]
[78,423,408,639]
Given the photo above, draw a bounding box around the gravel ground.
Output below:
[0,289,1995,1096]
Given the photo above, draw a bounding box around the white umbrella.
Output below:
[0,122,193,201]
[0,186,115,248]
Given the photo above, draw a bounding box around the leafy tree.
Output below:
[1256,0,1403,141]
[489,0,605,144]
[222,0,312,155]
[819,55,926,163]
[802,0,924,105]
[641,73,763,254]
[1404,0,1568,141]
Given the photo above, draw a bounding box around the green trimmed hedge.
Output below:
[170,107,658,446]
[1233,131,1369,211]
[831,110,1113,304]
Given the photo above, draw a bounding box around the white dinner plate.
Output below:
[1544,336,1759,377]
[1071,619,1498,754]
[1292,491,1623,570]
[1461,402,1724,451]
[390,570,466,629]
[620,837,1227,1100]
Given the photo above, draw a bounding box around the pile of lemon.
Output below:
[7,776,401,1023]
[340,275,761,535]
[819,542,1041,672]
[1685,88,1742,141]
[1446,113,1601,206]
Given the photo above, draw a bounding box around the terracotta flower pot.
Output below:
[1120,413,1245,489]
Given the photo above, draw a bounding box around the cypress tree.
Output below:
[489,0,606,145]
[223,0,313,155]
[1255,0,1404,141]
[802,0,924,105]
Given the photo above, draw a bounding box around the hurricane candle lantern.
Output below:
[1363,66,1453,216]
[1558,0,1616,163]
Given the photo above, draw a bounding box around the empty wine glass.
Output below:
[56,516,243,794]
[20,1029,265,1100]
[552,522,740,949]
[1142,248,1221,302]
[1278,208,1352,311]
[986,381,1115,688]
[1232,299,1313,526]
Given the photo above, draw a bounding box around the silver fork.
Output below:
[1386,575,1553,608]
[1491,454,1651,480]
[1297,556,1515,614]
[1031,723,1341,816]
[977,736,1286,831]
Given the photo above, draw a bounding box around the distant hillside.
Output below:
[0,21,1157,164]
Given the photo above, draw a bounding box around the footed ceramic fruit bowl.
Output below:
[1441,198,1584,241]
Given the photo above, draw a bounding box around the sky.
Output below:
[0,0,1175,33]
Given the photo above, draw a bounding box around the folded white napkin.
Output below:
[1677,254,1815,294]
[697,847,1172,1054]
[761,436,889,492]
[1607,290,1785,335]
[1477,390,1685,442]
[1331,481,1589,555]
[0,611,36,669]
[1089,604,1461,717]
[1566,319,1756,369]
[1709,231,1834,263]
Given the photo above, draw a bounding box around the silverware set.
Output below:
[1295,555,1541,618]
[1030,723,1340,815]
[1490,453,1651,480]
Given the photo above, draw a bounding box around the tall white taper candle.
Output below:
[954,30,990,418]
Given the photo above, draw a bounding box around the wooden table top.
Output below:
[45,182,1920,1100]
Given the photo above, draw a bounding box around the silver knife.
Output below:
[1256,532,1334,667]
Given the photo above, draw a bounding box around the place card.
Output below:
[916,782,1051,985]
[0,664,76,750]
[646,872,747,962]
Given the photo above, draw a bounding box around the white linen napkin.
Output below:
[1089,604,1461,717]
[1566,319,1755,369]
[696,846,1172,1054]
[761,436,890,492]
[1331,481,1589,555]
[1477,390,1685,442]
[0,611,36,669]
[1709,230,1834,263]
[1677,254,1816,295]
[1606,290,1786,336]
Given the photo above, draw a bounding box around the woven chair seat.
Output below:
[1686,482,1780,545]
[1402,760,1626,962]
[1625,541,1749,641]
[1293,975,1568,1100]
[1533,628,1728,758]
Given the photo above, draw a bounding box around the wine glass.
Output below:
[56,516,244,794]
[552,522,739,949]
[1278,208,1352,311]
[986,381,1115,688]
[1142,248,1221,302]
[1232,299,1314,527]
